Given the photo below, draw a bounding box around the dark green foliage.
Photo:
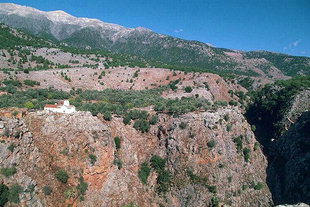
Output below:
[233,135,243,153]
[150,155,166,172]
[149,115,159,125]
[150,155,171,193]
[133,119,150,133]
[138,162,151,185]
[210,196,220,207]
[207,140,216,149]
[207,185,217,193]
[243,148,251,162]
[114,137,121,150]
[179,122,187,129]
[103,111,112,121]
[184,86,193,93]
[123,114,131,125]
[7,143,15,152]
[223,114,230,122]
[0,184,9,206]
[8,184,23,204]
[238,77,254,90]
[89,154,97,165]
[0,167,17,177]
[226,124,232,132]
[253,182,264,190]
[23,80,40,87]
[114,158,123,169]
[43,186,52,195]
[77,177,88,199]
[2,79,21,87]
[55,170,69,183]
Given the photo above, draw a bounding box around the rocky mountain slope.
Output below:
[0,3,309,78]
[0,106,272,206]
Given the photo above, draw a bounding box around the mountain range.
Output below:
[0,3,309,78]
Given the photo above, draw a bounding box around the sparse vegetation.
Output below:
[43,186,52,195]
[207,140,216,149]
[138,162,151,185]
[89,154,97,165]
[0,167,17,177]
[55,170,69,183]
[114,137,121,150]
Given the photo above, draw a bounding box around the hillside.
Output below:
[0,3,309,78]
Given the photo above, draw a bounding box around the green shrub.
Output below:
[55,170,69,183]
[184,86,193,93]
[114,137,121,150]
[0,184,9,206]
[150,155,166,172]
[23,80,40,87]
[133,119,150,133]
[114,158,123,169]
[0,167,17,177]
[223,114,230,122]
[207,140,216,149]
[179,122,187,129]
[43,185,52,195]
[226,124,232,132]
[138,162,151,185]
[210,196,220,207]
[89,154,97,165]
[243,148,251,162]
[253,182,264,190]
[64,188,77,199]
[103,111,112,121]
[233,135,243,153]
[24,101,34,109]
[8,184,23,204]
[149,115,159,125]
[207,185,217,193]
[7,143,15,152]
[123,114,131,125]
[77,177,88,198]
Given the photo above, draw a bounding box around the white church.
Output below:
[44,100,76,113]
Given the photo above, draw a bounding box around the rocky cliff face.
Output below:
[0,106,272,206]
[267,112,310,205]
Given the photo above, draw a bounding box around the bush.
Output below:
[89,154,97,165]
[23,80,40,87]
[207,185,217,193]
[207,140,216,149]
[77,177,88,199]
[179,122,187,129]
[138,162,151,185]
[0,167,17,177]
[233,135,243,153]
[133,119,150,133]
[103,111,112,121]
[210,196,220,207]
[149,115,159,125]
[253,182,264,190]
[24,101,34,109]
[114,137,121,150]
[55,170,69,183]
[123,114,131,125]
[0,184,9,206]
[243,148,251,162]
[184,86,193,93]
[7,143,15,152]
[8,184,23,204]
[150,155,166,172]
[43,185,52,195]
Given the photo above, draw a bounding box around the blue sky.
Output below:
[2,0,310,57]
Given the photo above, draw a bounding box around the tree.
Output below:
[55,170,69,183]
[0,184,9,206]
[184,86,193,93]
[24,101,34,109]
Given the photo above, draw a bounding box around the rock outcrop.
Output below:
[0,107,273,206]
